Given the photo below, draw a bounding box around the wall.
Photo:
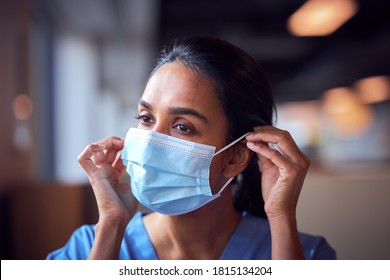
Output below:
[5,183,97,260]
[0,1,34,190]
[297,167,390,260]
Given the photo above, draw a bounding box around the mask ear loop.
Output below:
[214,132,252,156]
[214,132,252,195]
[217,177,234,195]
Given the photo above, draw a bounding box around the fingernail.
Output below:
[113,138,123,145]
[246,142,255,148]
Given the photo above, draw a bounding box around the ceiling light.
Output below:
[288,0,358,37]
[12,94,33,121]
[355,76,390,104]
[322,87,373,136]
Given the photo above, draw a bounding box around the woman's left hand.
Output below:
[245,126,311,220]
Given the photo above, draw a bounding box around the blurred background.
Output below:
[1,0,389,260]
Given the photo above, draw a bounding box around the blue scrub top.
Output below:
[47,211,336,260]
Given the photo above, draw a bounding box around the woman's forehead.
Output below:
[142,63,220,110]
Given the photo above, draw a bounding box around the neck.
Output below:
[143,192,241,259]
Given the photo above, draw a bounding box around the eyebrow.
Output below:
[169,107,208,123]
[138,98,208,123]
[138,99,152,110]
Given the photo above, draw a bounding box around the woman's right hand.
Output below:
[77,136,138,226]
[78,136,138,259]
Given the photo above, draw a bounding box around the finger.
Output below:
[112,152,126,177]
[247,145,305,196]
[247,141,310,180]
[94,136,124,151]
[248,127,296,148]
[246,127,304,164]
[257,149,275,173]
[78,144,104,174]
[92,137,124,166]
[104,149,118,165]
[93,150,106,165]
[247,141,292,172]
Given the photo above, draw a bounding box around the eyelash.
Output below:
[134,114,196,135]
[173,123,194,134]
[134,113,153,124]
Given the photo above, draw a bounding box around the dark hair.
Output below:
[152,36,275,218]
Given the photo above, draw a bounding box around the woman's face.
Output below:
[137,62,231,193]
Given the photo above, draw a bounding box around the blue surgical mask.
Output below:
[121,128,249,215]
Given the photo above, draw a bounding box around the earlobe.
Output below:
[222,144,253,178]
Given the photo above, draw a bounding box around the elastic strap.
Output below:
[214,132,252,156]
[217,177,234,195]
[214,132,252,195]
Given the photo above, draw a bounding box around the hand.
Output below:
[78,137,138,225]
[245,126,310,220]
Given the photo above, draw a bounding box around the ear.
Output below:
[222,143,253,178]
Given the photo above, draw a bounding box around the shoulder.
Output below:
[298,232,337,260]
[233,212,336,260]
[46,224,95,260]
[46,212,155,260]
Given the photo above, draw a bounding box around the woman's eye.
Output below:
[135,114,153,124]
[174,123,193,133]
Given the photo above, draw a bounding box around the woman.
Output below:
[47,36,336,260]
